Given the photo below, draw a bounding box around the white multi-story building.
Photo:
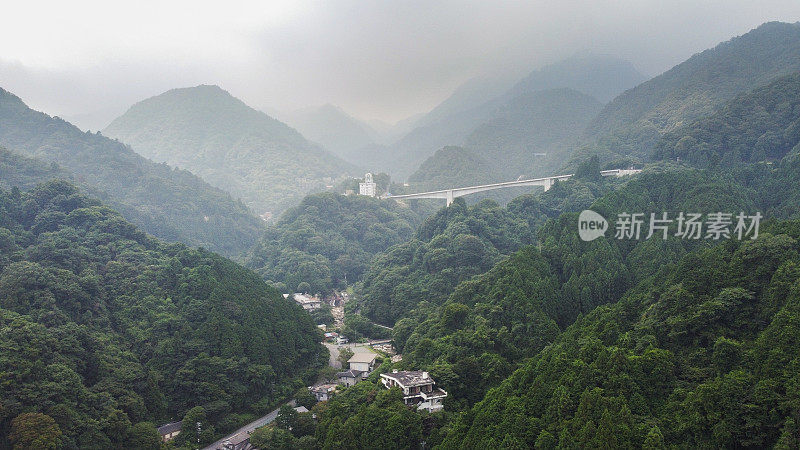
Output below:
[380,370,447,412]
[359,173,377,197]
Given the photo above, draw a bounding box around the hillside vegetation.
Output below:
[655,71,800,167]
[245,192,426,294]
[358,165,613,327]
[0,87,263,257]
[0,181,324,448]
[579,21,800,164]
[442,220,800,448]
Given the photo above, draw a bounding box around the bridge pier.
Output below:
[445,190,454,206]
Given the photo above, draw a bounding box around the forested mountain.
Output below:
[357,166,613,327]
[655,71,800,167]
[406,146,500,190]
[0,87,263,257]
[0,181,324,448]
[103,85,355,216]
[324,156,800,448]
[506,54,646,103]
[579,21,800,164]
[0,147,74,191]
[279,104,380,166]
[245,192,427,295]
[442,220,800,448]
[386,55,643,179]
[394,168,755,409]
[404,145,540,206]
[463,88,603,178]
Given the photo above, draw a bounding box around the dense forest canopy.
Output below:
[441,220,800,448]
[654,71,800,167]
[0,87,264,257]
[357,165,614,327]
[245,192,427,294]
[0,181,324,448]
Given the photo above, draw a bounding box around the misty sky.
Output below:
[2,0,800,130]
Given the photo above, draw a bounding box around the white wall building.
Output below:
[380,370,447,412]
[347,352,377,374]
[359,172,377,197]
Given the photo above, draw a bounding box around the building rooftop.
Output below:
[348,352,377,364]
[381,370,436,387]
[293,293,322,304]
[336,369,363,378]
[294,406,309,413]
[311,383,338,393]
[157,421,182,435]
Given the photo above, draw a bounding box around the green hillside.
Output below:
[0,147,74,191]
[245,192,426,294]
[406,146,501,190]
[0,181,324,448]
[357,166,614,327]
[580,21,800,164]
[441,220,800,448]
[0,87,263,257]
[655,71,800,167]
[103,85,356,216]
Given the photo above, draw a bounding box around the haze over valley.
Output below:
[3,2,800,449]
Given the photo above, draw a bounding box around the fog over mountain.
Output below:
[2,1,799,130]
[7,3,800,449]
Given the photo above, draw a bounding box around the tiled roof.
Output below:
[348,353,377,364]
[157,421,182,435]
[336,369,363,378]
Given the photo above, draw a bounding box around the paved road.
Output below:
[202,400,295,450]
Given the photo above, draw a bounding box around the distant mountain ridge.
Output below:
[386,55,644,179]
[104,85,356,215]
[464,88,604,179]
[578,21,800,164]
[0,86,263,256]
[506,54,647,103]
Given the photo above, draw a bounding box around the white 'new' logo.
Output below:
[578,210,608,241]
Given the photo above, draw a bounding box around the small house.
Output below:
[157,421,182,442]
[336,369,363,387]
[310,384,337,402]
[347,352,377,374]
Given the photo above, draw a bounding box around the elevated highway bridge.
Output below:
[382,169,641,206]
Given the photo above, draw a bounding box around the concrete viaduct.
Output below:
[382,169,641,206]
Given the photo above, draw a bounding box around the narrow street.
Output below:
[202,400,296,450]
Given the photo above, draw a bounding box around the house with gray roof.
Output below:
[380,370,447,412]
